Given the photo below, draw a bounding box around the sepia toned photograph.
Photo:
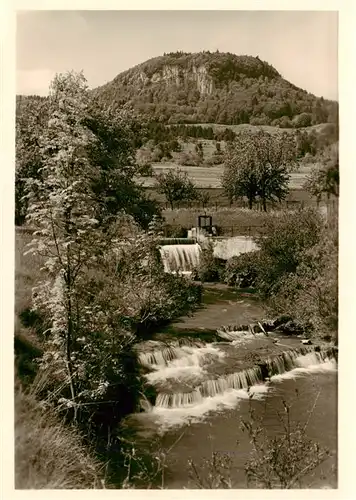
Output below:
[14,9,338,490]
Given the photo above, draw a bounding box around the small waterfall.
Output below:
[130,339,337,433]
[143,344,226,385]
[153,347,335,409]
[217,322,266,341]
[159,243,201,273]
[137,339,205,369]
[155,365,263,409]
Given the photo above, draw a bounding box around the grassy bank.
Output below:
[15,389,104,489]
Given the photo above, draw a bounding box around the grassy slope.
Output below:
[15,390,104,489]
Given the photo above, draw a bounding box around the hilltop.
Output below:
[92,51,338,127]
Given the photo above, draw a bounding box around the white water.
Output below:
[271,353,337,382]
[159,244,201,273]
[217,325,266,342]
[213,236,258,260]
[138,340,205,369]
[136,347,336,432]
[145,384,270,433]
[145,344,225,384]
[159,236,258,274]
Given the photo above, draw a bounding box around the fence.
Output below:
[161,199,307,211]
[162,224,265,238]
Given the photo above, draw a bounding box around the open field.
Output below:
[139,162,314,190]
[146,185,318,214]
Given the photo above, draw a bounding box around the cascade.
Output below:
[159,243,201,273]
[137,339,206,368]
[150,346,335,409]
[144,344,226,384]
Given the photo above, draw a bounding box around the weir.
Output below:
[137,338,337,410]
[159,243,202,274]
[158,237,258,274]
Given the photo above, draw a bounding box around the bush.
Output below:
[193,240,225,283]
[253,208,323,298]
[269,217,338,340]
[224,251,261,288]
[171,225,189,238]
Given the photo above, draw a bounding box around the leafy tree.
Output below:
[24,71,201,432]
[222,130,297,211]
[222,145,258,209]
[155,168,198,209]
[195,142,204,162]
[199,190,210,209]
[292,112,312,128]
[305,143,339,201]
[271,217,338,340]
[253,208,323,298]
[25,71,108,421]
[83,104,161,229]
[15,96,50,225]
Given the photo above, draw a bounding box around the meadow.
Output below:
[139,161,314,190]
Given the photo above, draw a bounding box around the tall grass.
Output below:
[15,389,105,489]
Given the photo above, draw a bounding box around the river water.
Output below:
[159,366,337,489]
[125,289,337,489]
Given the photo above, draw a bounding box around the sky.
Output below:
[16,10,338,100]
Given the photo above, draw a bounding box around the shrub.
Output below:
[193,240,225,283]
[269,217,338,340]
[224,251,261,288]
[253,208,323,298]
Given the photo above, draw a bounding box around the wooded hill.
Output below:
[91,51,338,127]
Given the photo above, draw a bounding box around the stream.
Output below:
[124,286,338,489]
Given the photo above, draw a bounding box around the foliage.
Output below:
[305,142,339,201]
[93,51,337,127]
[222,130,298,210]
[155,167,199,209]
[16,89,160,230]
[224,251,261,288]
[21,72,202,482]
[188,451,233,489]
[15,96,50,225]
[180,151,202,166]
[269,216,338,339]
[188,391,331,489]
[242,394,331,488]
[222,207,337,339]
[253,208,323,298]
[24,71,135,424]
[199,191,211,208]
[193,239,224,283]
[76,99,160,230]
[161,224,188,238]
